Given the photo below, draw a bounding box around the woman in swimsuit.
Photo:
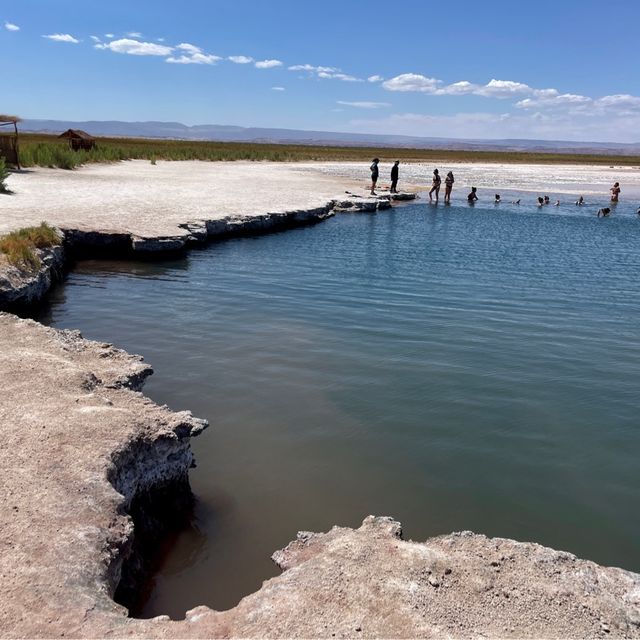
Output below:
[444,171,454,203]
[429,169,442,202]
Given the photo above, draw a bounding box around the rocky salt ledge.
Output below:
[0,192,414,308]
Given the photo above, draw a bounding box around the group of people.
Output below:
[370,160,458,203]
[368,160,637,215]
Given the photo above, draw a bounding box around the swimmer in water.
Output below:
[576,196,584,206]
[610,182,621,202]
[537,197,544,206]
[544,195,550,205]
[512,199,520,205]
[467,187,478,202]
[494,194,501,203]
[597,207,611,217]
[555,200,560,206]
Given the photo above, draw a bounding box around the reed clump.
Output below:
[0,157,9,193]
[16,133,640,169]
[0,223,61,270]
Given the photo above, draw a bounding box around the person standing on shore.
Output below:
[370,158,379,195]
[444,171,454,203]
[390,161,400,193]
[610,182,621,202]
[429,168,441,201]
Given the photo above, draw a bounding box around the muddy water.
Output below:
[38,196,640,618]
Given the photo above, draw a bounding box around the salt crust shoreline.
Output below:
[1,161,639,638]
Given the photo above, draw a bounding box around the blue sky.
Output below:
[3,0,640,142]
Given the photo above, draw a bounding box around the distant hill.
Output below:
[19,119,640,156]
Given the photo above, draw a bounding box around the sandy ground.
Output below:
[2,160,639,239]
[0,161,360,238]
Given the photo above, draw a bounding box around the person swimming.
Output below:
[555,200,560,206]
[512,199,520,205]
[576,196,584,205]
[544,195,550,205]
[537,197,544,206]
[597,207,611,217]
[494,194,501,203]
[467,187,478,202]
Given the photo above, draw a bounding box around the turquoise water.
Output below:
[38,197,640,618]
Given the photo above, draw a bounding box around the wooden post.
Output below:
[13,120,20,170]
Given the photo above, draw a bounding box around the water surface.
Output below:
[38,197,640,618]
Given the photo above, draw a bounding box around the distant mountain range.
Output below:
[19,119,640,155]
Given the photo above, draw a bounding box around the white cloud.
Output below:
[42,33,80,44]
[367,75,384,83]
[255,59,283,69]
[4,22,19,32]
[127,31,142,38]
[229,55,254,64]
[90,35,101,42]
[289,64,338,73]
[475,79,535,97]
[167,52,221,65]
[337,101,390,109]
[95,38,173,56]
[289,63,362,82]
[516,93,591,110]
[105,33,114,38]
[319,71,361,82]
[382,74,561,100]
[347,110,640,143]
[596,94,640,110]
[382,73,441,93]
[272,86,286,91]
[176,42,203,54]
[157,37,165,42]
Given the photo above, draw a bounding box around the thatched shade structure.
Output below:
[59,129,96,151]
[0,115,21,168]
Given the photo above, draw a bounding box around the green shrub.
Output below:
[0,222,61,270]
[0,157,9,193]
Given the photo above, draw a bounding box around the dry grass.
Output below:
[0,223,61,270]
[15,133,640,169]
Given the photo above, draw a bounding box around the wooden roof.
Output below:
[58,129,95,140]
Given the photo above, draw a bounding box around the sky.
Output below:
[3,0,640,142]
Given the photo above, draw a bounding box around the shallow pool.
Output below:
[38,197,640,618]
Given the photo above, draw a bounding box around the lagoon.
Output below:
[38,197,640,619]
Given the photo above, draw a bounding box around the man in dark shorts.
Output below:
[390,161,400,193]
[370,158,379,195]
